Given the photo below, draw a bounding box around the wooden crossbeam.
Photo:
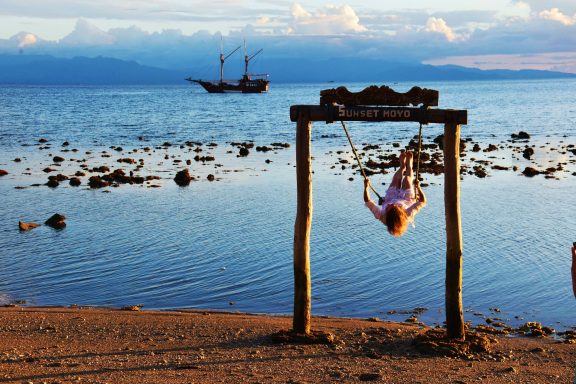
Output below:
[290,105,467,125]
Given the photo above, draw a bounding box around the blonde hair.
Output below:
[384,205,409,237]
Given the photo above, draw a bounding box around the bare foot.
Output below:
[399,150,406,164]
[405,150,413,165]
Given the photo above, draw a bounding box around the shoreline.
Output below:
[0,306,574,383]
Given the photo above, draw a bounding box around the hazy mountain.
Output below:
[0,54,573,85]
[0,54,186,85]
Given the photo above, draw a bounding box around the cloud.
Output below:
[423,52,576,73]
[60,18,115,45]
[17,33,38,48]
[287,3,367,35]
[539,8,576,25]
[513,0,576,15]
[424,17,457,42]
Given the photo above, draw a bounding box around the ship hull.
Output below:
[189,79,269,93]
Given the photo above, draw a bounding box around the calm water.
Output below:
[0,80,575,330]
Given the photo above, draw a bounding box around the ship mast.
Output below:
[243,39,263,79]
[219,36,240,83]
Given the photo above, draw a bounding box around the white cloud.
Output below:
[424,17,457,42]
[539,8,576,26]
[256,16,271,25]
[60,18,115,45]
[17,33,38,48]
[513,0,576,14]
[424,52,576,73]
[287,3,367,35]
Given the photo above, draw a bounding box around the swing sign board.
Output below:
[289,104,467,125]
[337,105,413,120]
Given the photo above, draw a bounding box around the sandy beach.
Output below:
[0,307,574,383]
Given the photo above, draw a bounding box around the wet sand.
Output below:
[0,307,574,383]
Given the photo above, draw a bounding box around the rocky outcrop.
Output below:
[45,214,66,229]
[19,221,41,231]
[523,147,534,160]
[174,169,193,186]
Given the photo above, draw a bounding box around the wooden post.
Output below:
[293,110,312,335]
[443,122,465,340]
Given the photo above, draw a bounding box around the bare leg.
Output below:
[390,151,406,189]
[402,150,414,191]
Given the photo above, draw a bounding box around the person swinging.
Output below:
[364,150,426,237]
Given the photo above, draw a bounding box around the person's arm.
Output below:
[407,180,427,218]
[364,179,382,219]
[363,179,371,203]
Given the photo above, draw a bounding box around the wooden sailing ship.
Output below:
[186,40,269,93]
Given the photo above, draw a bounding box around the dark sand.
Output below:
[0,307,574,383]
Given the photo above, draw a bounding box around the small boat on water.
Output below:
[186,40,269,93]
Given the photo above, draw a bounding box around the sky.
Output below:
[0,0,575,73]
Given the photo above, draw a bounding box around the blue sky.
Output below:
[0,0,575,72]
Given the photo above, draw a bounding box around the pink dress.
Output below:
[365,186,424,226]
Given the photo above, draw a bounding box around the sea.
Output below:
[0,79,575,331]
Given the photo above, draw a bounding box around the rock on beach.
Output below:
[18,221,41,231]
[45,214,66,229]
[174,169,193,186]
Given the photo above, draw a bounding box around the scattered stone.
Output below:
[46,179,59,188]
[13,157,21,162]
[45,214,66,229]
[75,171,86,177]
[19,221,41,231]
[0,169,8,176]
[117,158,136,164]
[62,141,69,146]
[194,155,215,162]
[522,167,540,177]
[239,147,250,157]
[53,156,65,163]
[511,131,530,140]
[473,166,488,178]
[522,147,534,159]
[88,176,110,188]
[174,169,193,186]
[50,174,68,182]
[42,167,56,173]
[516,322,554,337]
[91,166,110,173]
[484,144,498,152]
[38,138,48,143]
[69,177,82,187]
[207,174,215,182]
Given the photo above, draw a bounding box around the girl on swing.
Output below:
[364,150,427,237]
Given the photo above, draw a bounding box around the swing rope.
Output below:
[414,120,423,183]
[340,120,383,202]
[340,114,426,203]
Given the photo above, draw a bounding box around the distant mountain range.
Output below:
[0,54,574,85]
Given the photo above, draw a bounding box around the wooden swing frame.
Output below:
[289,85,468,340]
